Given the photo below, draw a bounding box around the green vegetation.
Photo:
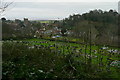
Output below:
[2,38,120,79]
[2,9,120,79]
[39,20,54,23]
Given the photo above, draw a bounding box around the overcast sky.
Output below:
[1,0,119,20]
[4,0,120,2]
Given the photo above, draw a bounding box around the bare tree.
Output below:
[0,0,13,16]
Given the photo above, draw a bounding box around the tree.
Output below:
[0,0,13,16]
[73,21,98,42]
[61,28,67,36]
[1,17,6,21]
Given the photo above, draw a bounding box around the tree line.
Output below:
[59,9,120,47]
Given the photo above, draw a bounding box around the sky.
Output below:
[1,0,119,20]
[4,0,120,2]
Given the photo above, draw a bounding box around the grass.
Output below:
[39,20,54,23]
[19,38,120,63]
[2,38,120,79]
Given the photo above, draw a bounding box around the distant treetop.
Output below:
[1,17,6,21]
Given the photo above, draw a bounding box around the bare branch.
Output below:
[0,0,13,16]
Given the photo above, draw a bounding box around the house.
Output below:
[44,30,52,34]
[64,30,74,35]
[52,35,61,38]
[23,18,31,27]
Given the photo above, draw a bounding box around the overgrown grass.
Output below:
[2,39,120,79]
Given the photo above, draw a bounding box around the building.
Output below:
[24,18,29,25]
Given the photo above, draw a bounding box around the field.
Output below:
[2,38,120,79]
[36,20,55,23]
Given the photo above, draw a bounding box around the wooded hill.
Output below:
[59,9,120,47]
